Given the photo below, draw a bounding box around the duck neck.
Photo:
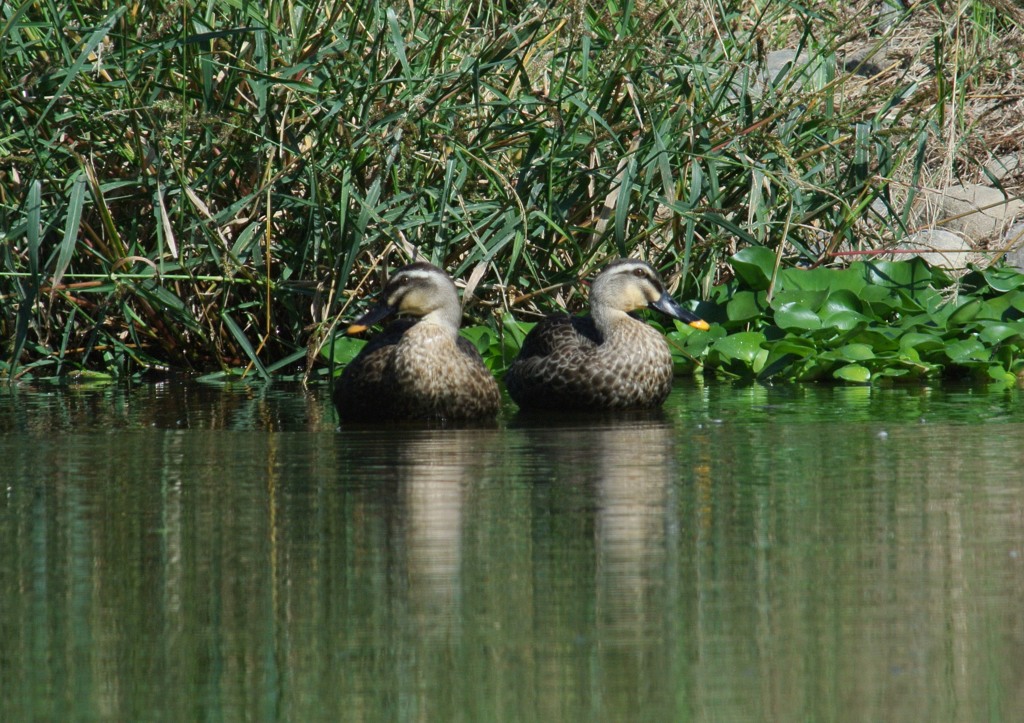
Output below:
[418,300,462,337]
[591,306,632,341]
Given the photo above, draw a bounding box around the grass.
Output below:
[2,0,1022,381]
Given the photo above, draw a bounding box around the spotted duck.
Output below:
[334,262,500,423]
[505,259,709,412]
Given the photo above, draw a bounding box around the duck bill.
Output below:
[649,292,710,331]
[346,300,397,335]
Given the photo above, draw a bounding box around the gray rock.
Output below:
[877,0,902,32]
[917,183,1024,243]
[765,49,805,83]
[749,49,834,98]
[843,46,888,78]
[1000,222,1024,271]
[895,229,974,269]
[982,153,1021,183]
[870,196,894,219]
[763,49,831,88]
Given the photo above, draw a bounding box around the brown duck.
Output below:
[505,259,709,412]
[334,263,500,423]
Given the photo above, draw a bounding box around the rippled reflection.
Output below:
[1,382,1023,720]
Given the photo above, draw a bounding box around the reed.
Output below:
[2,0,1021,379]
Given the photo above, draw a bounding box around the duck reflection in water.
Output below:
[515,418,679,718]
[397,430,498,624]
[593,423,675,644]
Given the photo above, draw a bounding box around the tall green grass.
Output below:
[1,0,1020,379]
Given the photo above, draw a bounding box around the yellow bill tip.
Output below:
[346,323,369,335]
[688,319,711,331]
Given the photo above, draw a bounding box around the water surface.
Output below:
[1,381,1022,720]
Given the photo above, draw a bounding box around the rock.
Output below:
[877,1,901,33]
[895,229,974,269]
[982,153,1021,183]
[917,183,1024,243]
[765,49,805,83]
[765,49,830,88]
[749,49,833,98]
[1000,222,1024,271]
[843,47,888,78]
[870,195,893,218]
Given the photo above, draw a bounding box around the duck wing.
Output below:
[506,314,609,410]
[514,314,602,359]
[334,319,416,422]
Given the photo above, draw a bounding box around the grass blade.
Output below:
[52,174,87,295]
[220,311,270,380]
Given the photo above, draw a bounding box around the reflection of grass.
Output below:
[2,1,1022,380]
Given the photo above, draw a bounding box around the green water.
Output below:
[1,381,1022,721]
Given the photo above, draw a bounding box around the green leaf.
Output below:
[27,179,41,282]
[778,266,865,294]
[731,247,777,291]
[35,7,127,129]
[834,364,871,383]
[855,258,937,292]
[460,325,497,354]
[975,293,1022,321]
[324,335,367,366]
[53,174,87,292]
[668,328,713,357]
[266,349,311,373]
[726,290,767,322]
[857,285,902,315]
[710,332,766,363]
[947,298,984,327]
[983,267,1024,293]
[848,328,901,352]
[771,288,829,312]
[836,343,875,361]
[774,301,822,330]
[986,365,1018,384]
[502,314,532,349]
[944,338,989,363]
[385,9,412,77]
[899,331,945,353]
[819,309,869,332]
[979,322,1024,345]
[820,289,864,315]
[765,337,817,358]
[760,347,810,379]
[220,312,270,380]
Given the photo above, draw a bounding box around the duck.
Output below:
[505,259,709,412]
[333,262,501,423]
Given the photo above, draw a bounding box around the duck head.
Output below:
[590,259,709,331]
[347,262,462,334]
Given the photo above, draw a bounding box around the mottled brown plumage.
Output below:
[334,263,500,423]
[506,259,708,412]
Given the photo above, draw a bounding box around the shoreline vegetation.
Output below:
[2,1,1023,384]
